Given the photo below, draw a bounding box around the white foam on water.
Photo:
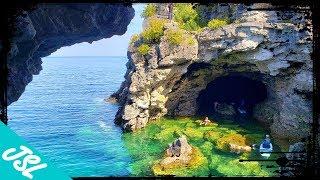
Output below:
[97,120,113,132]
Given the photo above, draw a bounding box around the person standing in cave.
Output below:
[214,101,219,112]
[237,99,247,114]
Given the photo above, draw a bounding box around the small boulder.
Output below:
[160,135,193,166]
[229,143,252,154]
[166,135,192,158]
[105,96,118,104]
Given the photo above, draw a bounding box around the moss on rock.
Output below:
[122,117,277,176]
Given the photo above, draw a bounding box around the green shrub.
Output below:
[185,36,196,45]
[165,28,197,46]
[173,3,201,31]
[207,18,229,29]
[141,4,157,18]
[137,44,151,55]
[130,34,139,43]
[141,18,167,44]
[166,29,183,45]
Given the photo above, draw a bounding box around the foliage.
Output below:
[141,18,167,44]
[173,4,227,31]
[141,4,157,18]
[165,28,197,46]
[166,29,183,45]
[130,34,139,44]
[137,44,151,55]
[122,117,277,176]
[173,3,202,31]
[185,36,196,45]
[207,18,229,29]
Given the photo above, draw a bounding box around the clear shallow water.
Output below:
[8,57,131,177]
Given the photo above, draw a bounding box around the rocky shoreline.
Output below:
[112,3,312,140]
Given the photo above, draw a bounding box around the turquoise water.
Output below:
[8,57,131,177]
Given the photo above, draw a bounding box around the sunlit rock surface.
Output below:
[113,3,312,140]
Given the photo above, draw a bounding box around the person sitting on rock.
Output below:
[200,117,211,126]
[261,135,272,149]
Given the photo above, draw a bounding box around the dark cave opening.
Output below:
[197,75,267,118]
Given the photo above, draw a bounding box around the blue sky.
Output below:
[49,4,145,57]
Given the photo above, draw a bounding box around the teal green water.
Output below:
[7,56,281,177]
[8,57,131,177]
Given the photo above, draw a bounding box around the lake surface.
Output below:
[8,57,131,177]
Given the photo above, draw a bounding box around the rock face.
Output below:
[7,3,134,105]
[279,142,307,176]
[159,135,193,167]
[113,3,312,140]
[216,103,236,116]
[166,135,193,158]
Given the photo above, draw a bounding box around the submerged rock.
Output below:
[278,142,307,176]
[166,135,192,158]
[229,143,252,154]
[159,136,193,167]
[105,97,118,104]
[152,135,208,176]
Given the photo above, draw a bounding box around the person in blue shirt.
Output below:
[261,135,271,149]
[259,135,273,158]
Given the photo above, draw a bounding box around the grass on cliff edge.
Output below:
[122,117,279,177]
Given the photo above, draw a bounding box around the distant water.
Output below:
[8,57,131,177]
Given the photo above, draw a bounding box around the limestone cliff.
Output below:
[7,3,134,105]
[112,3,312,140]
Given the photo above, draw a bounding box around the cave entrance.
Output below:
[197,75,267,119]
